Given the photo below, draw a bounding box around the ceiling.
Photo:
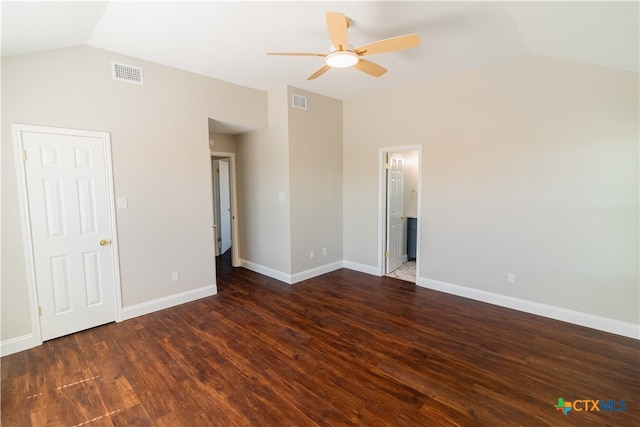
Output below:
[2,1,638,101]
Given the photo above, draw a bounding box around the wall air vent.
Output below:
[111,61,143,84]
[292,94,307,110]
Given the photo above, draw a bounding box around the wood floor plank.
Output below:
[2,252,639,426]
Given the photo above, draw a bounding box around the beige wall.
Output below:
[209,132,237,153]
[3,46,636,348]
[288,87,343,274]
[343,56,639,324]
[236,87,292,275]
[1,46,267,342]
[235,86,343,279]
[401,151,419,219]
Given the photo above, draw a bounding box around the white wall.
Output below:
[343,56,639,327]
[1,46,267,346]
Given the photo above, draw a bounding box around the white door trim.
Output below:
[378,145,422,277]
[12,123,123,346]
[211,159,222,256]
[210,151,240,267]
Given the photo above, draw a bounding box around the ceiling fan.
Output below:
[267,11,420,80]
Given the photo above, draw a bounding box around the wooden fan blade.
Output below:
[326,11,349,50]
[267,52,326,57]
[353,59,387,77]
[355,34,420,56]
[307,64,332,80]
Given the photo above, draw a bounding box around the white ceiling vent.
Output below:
[292,94,307,110]
[111,61,143,84]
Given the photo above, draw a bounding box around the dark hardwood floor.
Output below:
[2,251,639,426]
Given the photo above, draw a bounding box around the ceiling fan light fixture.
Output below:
[325,50,359,68]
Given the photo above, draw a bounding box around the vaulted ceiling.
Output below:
[2,1,638,100]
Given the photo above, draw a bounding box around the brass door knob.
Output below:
[99,239,111,246]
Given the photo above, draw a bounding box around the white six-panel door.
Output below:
[15,125,119,341]
[386,156,405,273]
[218,159,232,254]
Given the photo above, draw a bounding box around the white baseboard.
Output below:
[239,259,292,284]
[5,267,635,358]
[417,277,640,340]
[0,333,38,357]
[239,259,344,285]
[1,286,218,357]
[342,260,381,276]
[291,261,343,284]
[120,284,217,321]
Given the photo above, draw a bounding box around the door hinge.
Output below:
[384,251,389,258]
[385,162,390,170]
[217,237,222,242]
[38,306,42,316]
[23,150,27,162]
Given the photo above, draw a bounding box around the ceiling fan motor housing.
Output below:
[326,45,359,68]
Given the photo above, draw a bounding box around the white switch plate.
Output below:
[117,197,128,209]
[278,192,286,202]
[172,271,179,282]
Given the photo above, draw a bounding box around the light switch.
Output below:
[117,197,128,209]
[278,192,286,202]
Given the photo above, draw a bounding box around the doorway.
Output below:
[380,147,421,282]
[13,124,122,342]
[212,157,232,256]
[210,151,239,267]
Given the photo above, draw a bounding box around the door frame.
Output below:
[211,158,222,256]
[210,151,240,267]
[12,123,123,346]
[378,145,422,278]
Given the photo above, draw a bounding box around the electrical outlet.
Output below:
[322,248,327,256]
[117,197,128,209]
[508,273,516,284]
[309,250,315,260]
[172,271,179,282]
